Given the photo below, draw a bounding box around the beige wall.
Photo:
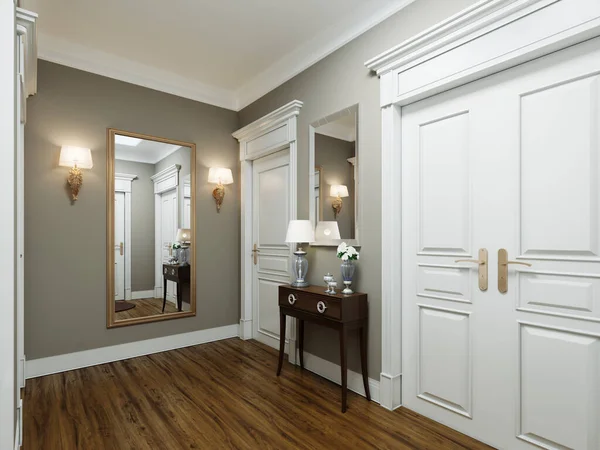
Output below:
[239,0,478,377]
[25,61,240,360]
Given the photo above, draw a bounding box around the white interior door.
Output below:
[401,37,600,450]
[160,188,178,302]
[114,192,125,301]
[252,150,291,350]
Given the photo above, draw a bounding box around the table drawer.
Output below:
[280,290,341,320]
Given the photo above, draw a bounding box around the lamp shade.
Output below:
[176,228,191,243]
[315,221,341,241]
[330,184,349,198]
[59,146,93,169]
[208,167,234,185]
[285,220,315,244]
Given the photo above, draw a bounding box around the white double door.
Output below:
[252,150,292,350]
[402,38,600,449]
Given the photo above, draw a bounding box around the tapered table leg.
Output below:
[277,312,287,376]
[162,276,167,313]
[340,324,348,413]
[298,319,304,369]
[359,324,371,401]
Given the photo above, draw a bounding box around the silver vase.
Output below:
[341,260,355,294]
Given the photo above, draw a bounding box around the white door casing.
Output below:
[115,173,136,301]
[368,0,600,448]
[114,192,126,301]
[233,100,302,363]
[367,0,600,413]
[252,150,291,350]
[151,164,180,300]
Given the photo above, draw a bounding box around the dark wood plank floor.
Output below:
[114,298,183,320]
[24,338,493,450]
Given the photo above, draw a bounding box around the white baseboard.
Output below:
[131,290,155,300]
[239,319,252,340]
[26,324,239,379]
[302,351,380,404]
[380,371,402,410]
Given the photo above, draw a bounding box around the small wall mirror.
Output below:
[309,105,359,246]
[107,129,196,327]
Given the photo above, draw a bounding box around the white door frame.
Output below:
[115,173,137,301]
[365,0,600,411]
[151,164,181,299]
[233,100,302,363]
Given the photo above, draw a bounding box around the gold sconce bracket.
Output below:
[332,196,343,219]
[67,165,83,201]
[213,183,225,212]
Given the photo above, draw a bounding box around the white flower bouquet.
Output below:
[336,242,359,261]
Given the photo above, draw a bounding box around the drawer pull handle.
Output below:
[288,294,297,305]
[317,301,327,314]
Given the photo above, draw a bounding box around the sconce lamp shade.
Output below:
[285,220,315,244]
[315,221,341,241]
[330,184,349,198]
[208,167,234,185]
[59,146,93,169]
[176,228,191,243]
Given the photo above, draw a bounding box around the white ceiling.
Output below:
[115,136,184,164]
[316,113,356,142]
[22,0,415,111]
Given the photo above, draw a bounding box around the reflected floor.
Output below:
[115,297,189,320]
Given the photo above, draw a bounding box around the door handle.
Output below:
[455,248,488,291]
[498,249,532,293]
[252,243,260,265]
[119,242,124,256]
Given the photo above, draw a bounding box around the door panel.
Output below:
[402,37,600,450]
[252,150,291,350]
[160,189,178,302]
[114,192,125,301]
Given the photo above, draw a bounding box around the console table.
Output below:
[162,264,190,312]
[277,285,369,413]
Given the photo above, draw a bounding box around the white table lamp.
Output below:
[285,220,315,288]
[315,221,341,241]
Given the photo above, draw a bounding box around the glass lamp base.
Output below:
[291,280,309,288]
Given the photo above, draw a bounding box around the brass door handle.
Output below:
[252,243,260,265]
[119,242,124,256]
[498,249,532,293]
[455,248,488,291]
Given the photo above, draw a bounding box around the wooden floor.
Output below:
[24,339,493,450]
[114,298,183,320]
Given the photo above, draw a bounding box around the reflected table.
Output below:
[162,264,190,312]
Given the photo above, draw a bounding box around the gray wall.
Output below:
[239,0,478,378]
[114,159,156,292]
[25,60,240,360]
[315,133,355,239]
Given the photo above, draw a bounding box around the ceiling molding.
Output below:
[364,0,545,75]
[38,33,238,111]
[234,0,416,110]
[35,0,416,112]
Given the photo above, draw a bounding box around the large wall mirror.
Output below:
[106,129,196,327]
[309,104,359,246]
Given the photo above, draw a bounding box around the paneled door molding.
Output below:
[365,0,600,411]
[115,173,137,301]
[233,100,302,364]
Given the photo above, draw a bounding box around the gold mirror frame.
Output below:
[106,128,197,328]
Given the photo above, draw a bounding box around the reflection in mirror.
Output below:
[310,105,358,246]
[107,129,196,327]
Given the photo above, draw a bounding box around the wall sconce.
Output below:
[58,146,93,201]
[208,167,234,212]
[330,185,349,219]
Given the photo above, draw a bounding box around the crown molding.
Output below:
[38,33,238,111]
[16,7,38,96]
[232,99,303,142]
[234,0,416,110]
[365,0,548,75]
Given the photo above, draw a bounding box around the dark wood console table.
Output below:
[277,285,369,413]
[162,263,190,312]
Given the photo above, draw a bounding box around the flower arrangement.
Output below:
[337,242,359,261]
